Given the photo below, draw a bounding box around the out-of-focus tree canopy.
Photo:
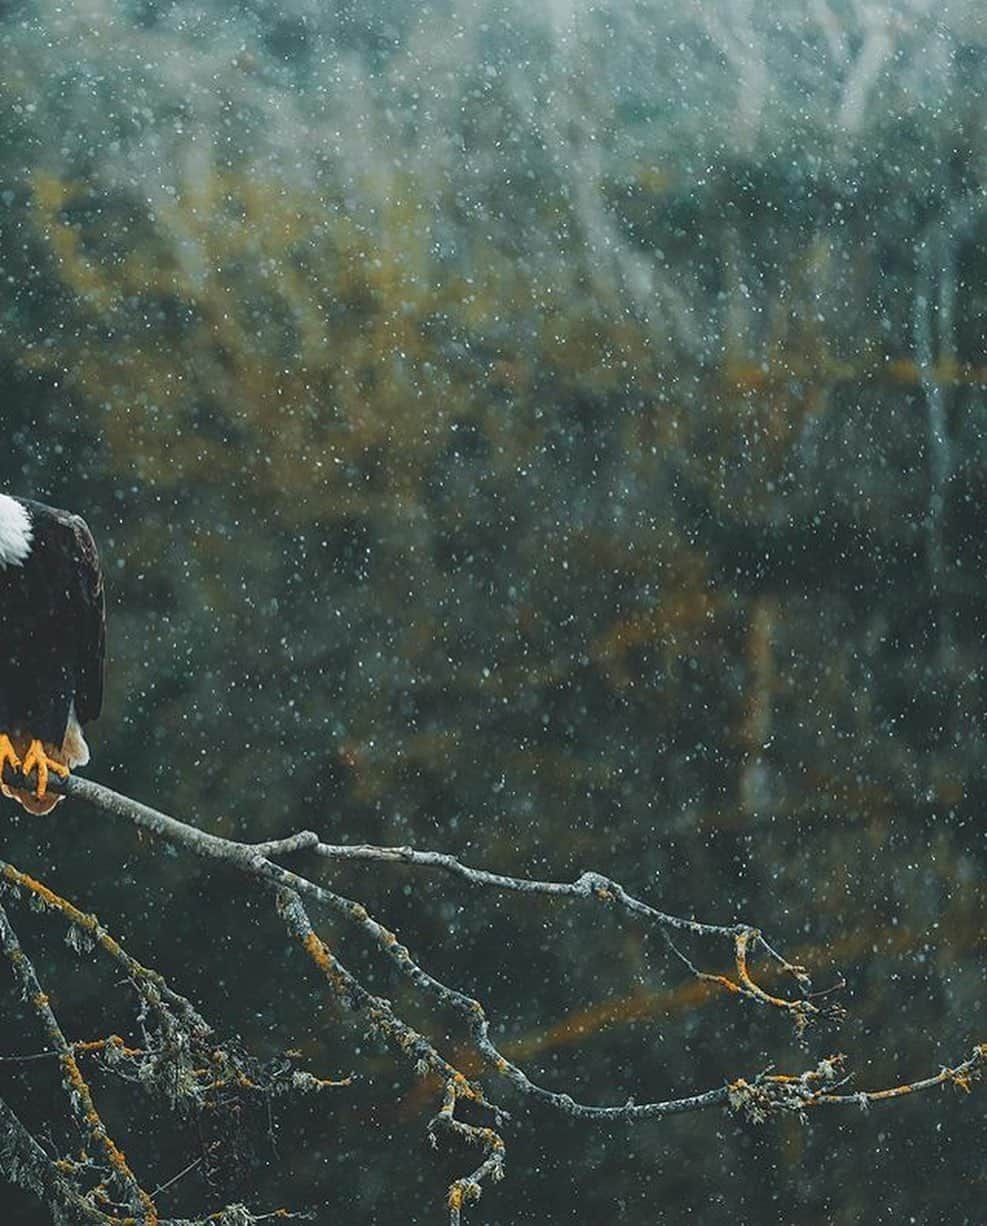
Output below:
[1,1,985,1222]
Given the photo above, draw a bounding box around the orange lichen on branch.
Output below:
[59,1048,156,1226]
[3,863,142,967]
[501,911,977,1066]
[852,1081,930,1102]
[733,928,816,1024]
[685,927,817,1032]
[1,859,207,1034]
[74,1035,143,1060]
[727,1045,987,1122]
[0,897,158,1224]
[279,886,506,1221]
[301,929,328,967]
[432,1075,505,1224]
[301,1071,355,1090]
[816,1043,987,1106]
[286,892,488,1101]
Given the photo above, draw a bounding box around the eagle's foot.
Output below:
[0,734,21,779]
[20,740,69,799]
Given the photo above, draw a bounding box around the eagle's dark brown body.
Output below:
[0,496,105,812]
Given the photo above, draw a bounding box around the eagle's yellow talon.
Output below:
[20,740,70,800]
[0,734,22,777]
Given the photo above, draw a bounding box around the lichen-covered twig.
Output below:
[277,887,508,1218]
[0,861,347,1224]
[0,857,209,1038]
[727,1045,987,1122]
[0,898,158,1224]
[428,1077,506,1226]
[275,886,497,1109]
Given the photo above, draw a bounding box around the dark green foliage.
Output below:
[0,2,985,1222]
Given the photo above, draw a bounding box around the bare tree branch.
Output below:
[54,774,804,1114]
[0,767,983,1225]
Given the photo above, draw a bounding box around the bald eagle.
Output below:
[0,495,105,814]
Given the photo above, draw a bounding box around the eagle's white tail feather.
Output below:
[63,701,90,769]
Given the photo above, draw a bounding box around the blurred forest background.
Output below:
[1,0,985,1222]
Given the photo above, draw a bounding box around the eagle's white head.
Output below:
[0,494,33,568]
